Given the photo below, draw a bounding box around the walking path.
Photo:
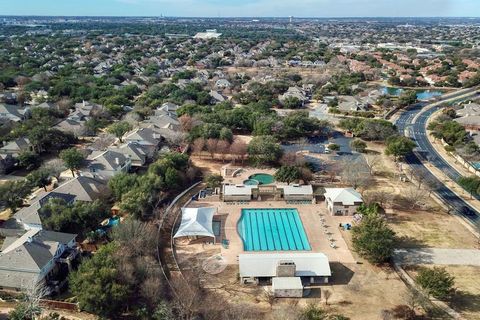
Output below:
[394,248,480,266]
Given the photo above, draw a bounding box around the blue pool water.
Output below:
[380,86,444,100]
[238,208,311,251]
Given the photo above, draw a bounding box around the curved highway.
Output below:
[395,88,480,228]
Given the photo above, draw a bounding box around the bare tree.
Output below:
[91,133,116,150]
[230,139,248,165]
[364,153,381,175]
[216,140,231,163]
[280,152,305,166]
[179,115,196,132]
[165,131,187,147]
[404,186,428,209]
[364,190,391,208]
[262,290,276,310]
[323,289,332,305]
[424,176,442,196]
[340,157,372,190]
[206,139,219,160]
[41,159,66,180]
[192,138,206,158]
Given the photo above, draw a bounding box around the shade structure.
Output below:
[174,207,216,239]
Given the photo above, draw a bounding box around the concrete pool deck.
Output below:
[183,199,356,265]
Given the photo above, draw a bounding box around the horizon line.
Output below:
[1,15,480,19]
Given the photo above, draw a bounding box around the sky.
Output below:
[0,0,479,18]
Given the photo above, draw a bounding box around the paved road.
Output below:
[394,248,480,266]
[395,88,480,228]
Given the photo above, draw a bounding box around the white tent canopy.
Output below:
[174,207,216,240]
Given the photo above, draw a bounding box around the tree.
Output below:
[404,186,428,209]
[0,180,33,212]
[206,138,218,159]
[26,168,52,192]
[216,140,231,163]
[350,139,367,153]
[17,151,40,171]
[230,139,248,164]
[69,243,131,318]
[340,157,372,189]
[352,214,396,264]
[204,174,223,189]
[192,138,206,158]
[301,303,328,320]
[108,173,140,201]
[323,289,332,305]
[106,121,132,143]
[385,135,416,160]
[458,175,480,198]
[248,136,283,166]
[59,148,84,177]
[281,96,303,109]
[398,90,417,107]
[40,199,109,235]
[364,153,381,175]
[328,143,340,152]
[219,127,233,142]
[416,267,455,300]
[274,166,302,184]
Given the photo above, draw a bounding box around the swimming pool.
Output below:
[248,173,274,185]
[238,208,311,251]
[243,179,260,186]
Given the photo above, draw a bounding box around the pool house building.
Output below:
[222,183,313,202]
[238,252,332,290]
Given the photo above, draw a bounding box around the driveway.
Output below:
[394,248,480,266]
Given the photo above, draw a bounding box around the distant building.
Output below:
[194,29,222,40]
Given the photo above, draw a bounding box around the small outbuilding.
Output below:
[324,188,363,216]
[272,277,303,298]
[173,207,216,242]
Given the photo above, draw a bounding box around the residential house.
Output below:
[278,87,309,106]
[209,90,228,104]
[12,176,106,230]
[0,137,32,156]
[124,127,163,157]
[337,96,370,112]
[159,102,180,113]
[109,142,148,167]
[215,79,232,90]
[0,104,30,122]
[0,229,78,293]
[85,150,131,180]
[0,154,16,174]
[454,103,480,131]
[324,188,363,216]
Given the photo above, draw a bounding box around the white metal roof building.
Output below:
[324,188,363,205]
[173,207,216,240]
[222,184,254,201]
[279,184,313,201]
[239,253,331,283]
[324,188,363,216]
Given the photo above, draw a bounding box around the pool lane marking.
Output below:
[292,210,311,250]
[275,210,290,250]
[285,210,302,250]
[268,210,282,250]
[281,210,298,250]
